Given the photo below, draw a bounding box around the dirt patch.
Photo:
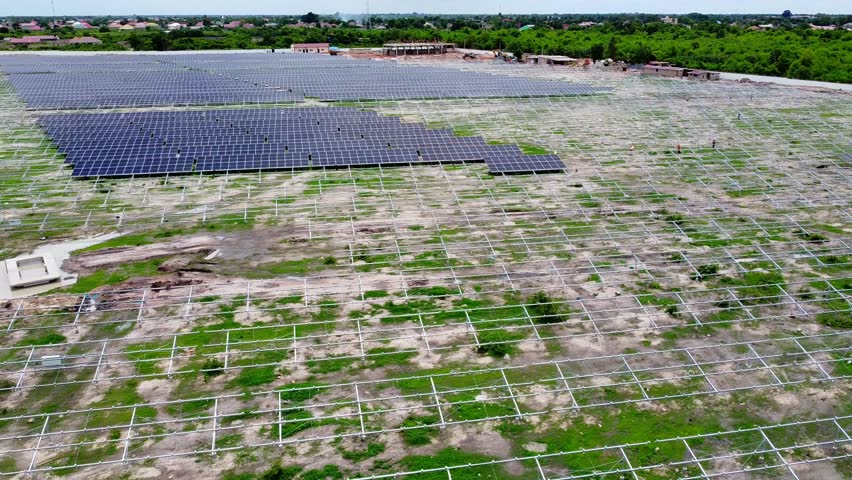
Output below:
[65,236,217,272]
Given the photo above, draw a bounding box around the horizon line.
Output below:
[4,11,851,17]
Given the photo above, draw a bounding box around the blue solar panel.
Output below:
[40,107,566,176]
[0,53,607,109]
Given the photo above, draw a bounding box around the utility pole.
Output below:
[365,0,371,29]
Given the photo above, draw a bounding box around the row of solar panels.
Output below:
[41,107,566,176]
[2,53,606,109]
[70,152,565,176]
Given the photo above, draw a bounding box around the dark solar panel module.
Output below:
[40,108,566,177]
[0,53,607,109]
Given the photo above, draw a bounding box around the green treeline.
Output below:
[4,22,851,83]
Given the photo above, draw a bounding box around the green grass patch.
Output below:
[408,286,456,298]
[73,229,186,253]
[279,382,326,402]
[399,448,517,479]
[17,330,67,347]
[228,366,277,388]
[124,341,173,375]
[718,271,785,306]
[67,259,166,293]
[517,143,551,155]
[306,355,358,374]
[363,290,389,299]
[339,441,385,462]
[366,347,417,368]
[243,257,336,278]
[400,415,441,445]
[452,126,477,137]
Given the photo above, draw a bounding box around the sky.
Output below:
[6,1,849,17]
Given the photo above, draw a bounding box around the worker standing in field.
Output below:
[676,144,682,154]
[712,138,717,149]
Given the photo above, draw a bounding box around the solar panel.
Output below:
[39,107,566,177]
[0,53,607,109]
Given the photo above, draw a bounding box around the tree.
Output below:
[99,25,110,33]
[590,43,604,61]
[151,32,169,51]
[631,43,655,64]
[782,10,793,18]
[787,50,814,79]
[301,12,319,24]
[127,33,144,50]
[604,35,618,59]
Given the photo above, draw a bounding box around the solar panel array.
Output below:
[39,107,565,176]
[0,53,605,109]
[169,54,606,101]
[0,56,299,109]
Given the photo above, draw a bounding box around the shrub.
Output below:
[690,264,719,281]
[476,341,512,358]
[797,230,828,243]
[528,291,564,323]
[201,358,224,377]
[258,463,302,480]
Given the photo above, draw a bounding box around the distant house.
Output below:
[19,21,43,32]
[523,54,579,66]
[222,20,253,30]
[642,64,720,80]
[751,24,775,31]
[60,36,103,46]
[128,21,159,29]
[383,43,455,56]
[519,25,535,31]
[686,70,721,81]
[577,21,598,28]
[108,22,123,29]
[4,35,59,46]
[642,65,686,77]
[72,21,94,29]
[661,16,678,25]
[809,24,836,31]
[291,43,330,54]
[844,23,852,31]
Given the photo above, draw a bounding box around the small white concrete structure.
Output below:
[0,233,120,300]
[4,255,61,288]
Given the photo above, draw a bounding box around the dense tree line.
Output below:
[2,20,850,83]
